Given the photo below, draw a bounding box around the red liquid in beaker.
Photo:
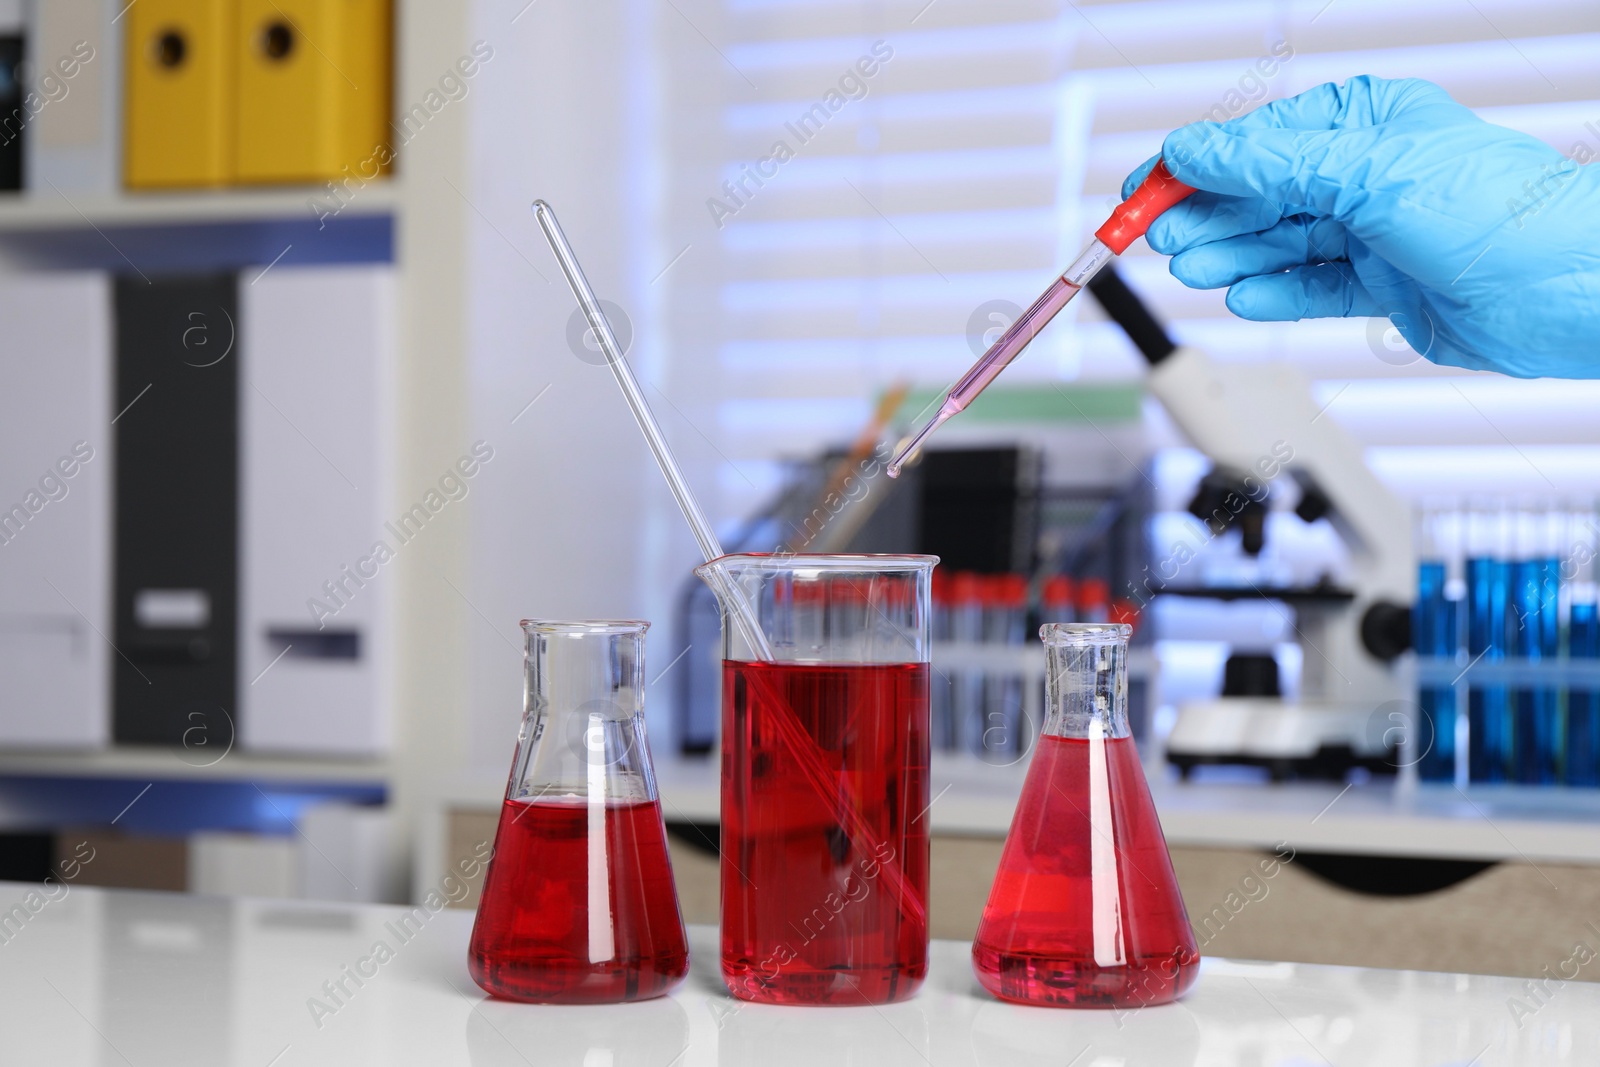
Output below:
[468,797,689,1003]
[973,733,1198,1008]
[721,660,930,1005]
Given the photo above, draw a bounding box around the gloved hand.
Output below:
[1122,76,1600,378]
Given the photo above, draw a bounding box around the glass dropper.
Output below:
[887,162,1195,477]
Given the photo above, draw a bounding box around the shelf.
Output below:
[0,183,401,233]
[0,746,389,785]
[0,185,397,273]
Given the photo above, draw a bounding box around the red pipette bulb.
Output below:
[1094,161,1195,254]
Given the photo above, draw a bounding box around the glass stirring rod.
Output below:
[886,162,1195,477]
[531,199,774,660]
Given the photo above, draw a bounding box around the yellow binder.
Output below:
[124,0,234,188]
[233,0,392,185]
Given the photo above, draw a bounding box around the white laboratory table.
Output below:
[2,883,1596,1065]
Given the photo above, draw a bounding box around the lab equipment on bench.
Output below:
[535,200,934,1006]
[973,623,1197,1008]
[1088,266,1414,778]
[887,163,1194,474]
[673,443,1153,755]
[468,621,689,1003]
[1414,500,1600,787]
[699,553,936,1005]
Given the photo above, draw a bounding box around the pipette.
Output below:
[886,162,1195,477]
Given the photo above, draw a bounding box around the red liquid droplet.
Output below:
[973,734,1198,1008]
[721,660,930,1005]
[468,797,689,1003]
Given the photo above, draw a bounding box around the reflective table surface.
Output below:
[1,881,1595,1065]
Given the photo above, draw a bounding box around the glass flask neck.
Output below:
[1041,623,1132,740]
[510,620,657,803]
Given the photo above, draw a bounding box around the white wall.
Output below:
[463,0,700,776]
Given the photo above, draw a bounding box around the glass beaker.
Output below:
[972,623,1198,1008]
[467,620,689,1004]
[695,553,937,1006]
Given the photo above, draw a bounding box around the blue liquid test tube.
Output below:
[1414,559,1458,783]
[1466,504,1511,783]
[1509,507,1560,784]
[1570,601,1600,787]
[1414,505,1463,783]
[1567,504,1600,787]
[1510,554,1560,784]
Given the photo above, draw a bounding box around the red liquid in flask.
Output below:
[973,733,1198,1008]
[721,660,930,1005]
[467,797,689,1003]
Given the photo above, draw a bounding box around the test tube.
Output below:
[1567,501,1600,787]
[930,571,957,752]
[978,575,1028,762]
[949,573,985,757]
[1511,502,1561,785]
[1075,577,1111,625]
[1466,501,1511,784]
[1414,502,1462,784]
[1041,575,1076,625]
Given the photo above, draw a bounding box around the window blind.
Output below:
[657,0,1600,523]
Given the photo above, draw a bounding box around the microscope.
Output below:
[1088,268,1415,779]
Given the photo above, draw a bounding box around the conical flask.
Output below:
[468,620,689,1003]
[972,623,1198,1008]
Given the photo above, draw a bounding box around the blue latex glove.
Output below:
[1122,76,1600,378]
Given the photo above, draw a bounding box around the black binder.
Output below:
[0,36,24,191]
[112,274,239,746]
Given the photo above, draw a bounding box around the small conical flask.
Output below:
[468,620,689,1003]
[972,623,1198,1008]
